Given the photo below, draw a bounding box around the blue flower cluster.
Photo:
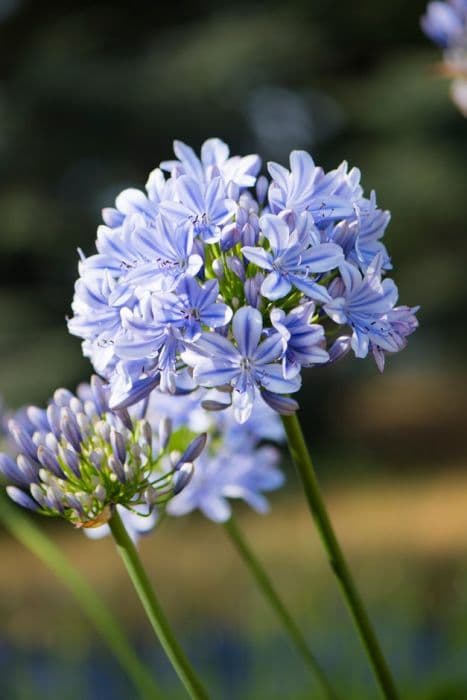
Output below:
[69,139,418,423]
[421,1,467,114]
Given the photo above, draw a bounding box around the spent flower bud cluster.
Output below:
[0,376,205,528]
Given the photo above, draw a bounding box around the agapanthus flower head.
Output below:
[68,138,418,423]
[0,376,206,528]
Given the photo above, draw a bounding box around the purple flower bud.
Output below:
[328,336,352,364]
[45,487,64,513]
[0,454,28,487]
[90,375,108,416]
[201,400,230,412]
[109,373,160,410]
[16,455,39,483]
[173,462,194,495]
[8,421,38,462]
[140,420,152,446]
[76,413,91,437]
[109,454,126,483]
[226,181,240,201]
[178,434,207,465]
[69,397,84,415]
[236,206,248,229]
[60,409,82,451]
[46,405,62,440]
[30,483,49,509]
[256,175,269,205]
[53,388,74,408]
[26,407,48,432]
[242,223,257,247]
[110,429,126,463]
[89,449,104,470]
[45,432,58,452]
[158,417,172,450]
[261,390,299,415]
[212,258,224,279]
[227,256,246,281]
[59,446,81,478]
[244,274,263,309]
[220,222,240,251]
[95,420,111,443]
[115,407,133,431]
[37,446,65,478]
[6,486,39,511]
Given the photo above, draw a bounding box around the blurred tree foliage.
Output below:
[0,0,465,468]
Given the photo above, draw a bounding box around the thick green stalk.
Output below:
[281,413,400,700]
[0,493,161,699]
[224,516,339,700]
[109,509,210,700]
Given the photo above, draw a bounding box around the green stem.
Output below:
[281,413,400,700]
[0,493,160,700]
[109,509,210,700]
[224,517,339,700]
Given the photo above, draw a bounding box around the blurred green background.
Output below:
[0,0,466,698]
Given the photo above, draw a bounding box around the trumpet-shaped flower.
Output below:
[151,277,232,342]
[270,303,329,378]
[324,255,400,359]
[242,213,344,302]
[267,150,362,223]
[182,307,300,422]
[160,137,261,188]
[160,175,233,243]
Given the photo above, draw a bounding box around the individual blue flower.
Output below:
[267,150,362,224]
[352,193,392,272]
[116,297,182,395]
[270,302,329,379]
[371,305,419,372]
[68,271,134,376]
[160,138,261,188]
[167,444,283,522]
[160,175,233,243]
[108,360,161,411]
[421,0,467,49]
[81,213,203,294]
[323,255,401,359]
[121,215,204,292]
[242,213,344,302]
[182,306,300,422]
[151,277,233,342]
[101,166,174,230]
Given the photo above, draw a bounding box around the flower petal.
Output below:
[261,271,292,301]
[232,307,263,357]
